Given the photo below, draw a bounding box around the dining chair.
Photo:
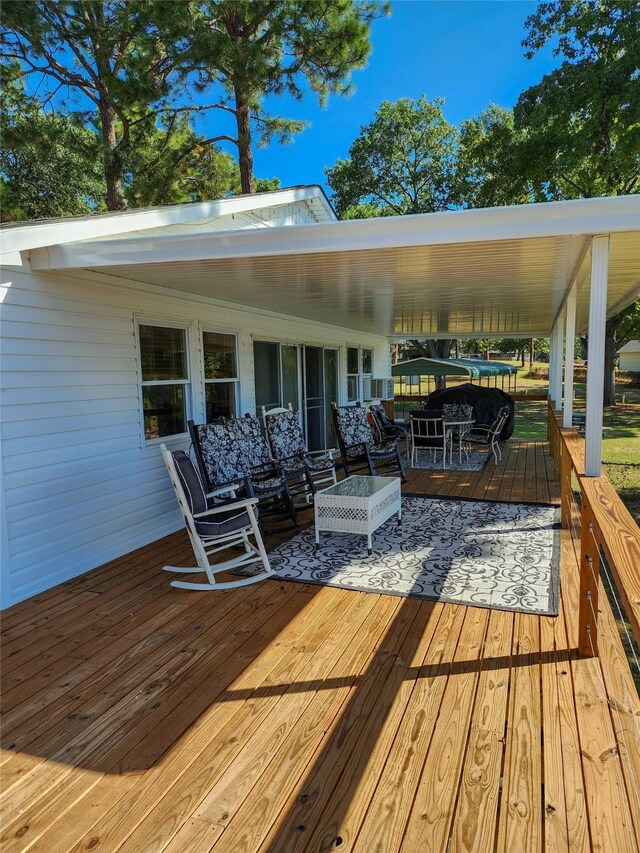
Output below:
[409,410,451,468]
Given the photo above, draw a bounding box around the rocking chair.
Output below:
[331,402,405,480]
[160,445,273,590]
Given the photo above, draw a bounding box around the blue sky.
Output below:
[235,0,561,192]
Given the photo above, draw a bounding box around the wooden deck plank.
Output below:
[559,531,639,852]
[450,608,514,853]
[29,586,365,853]
[401,607,489,852]
[596,579,640,848]
[0,583,309,850]
[0,579,279,775]
[540,613,572,853]
[116,586,374,852]
[1,440,638,853]
[543,590,591,852]
[347,603,463,852]
[191,593,414,853]
[267,601,455,853]
[496,612,542,853]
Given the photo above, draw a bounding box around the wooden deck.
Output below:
[2,440,639,852]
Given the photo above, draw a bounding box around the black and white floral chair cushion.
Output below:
[442,403,474,423]
[369,404,407,442]
[191,419,286,493]
[332,403,405,480]
[265,410,334,476]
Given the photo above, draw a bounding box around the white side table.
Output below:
[314,475,401,556]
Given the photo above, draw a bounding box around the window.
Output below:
[139,323,189,440]
[347,346,374,401]
[203,331,239,420]
[362,348,373,376]
[347,346,360,402]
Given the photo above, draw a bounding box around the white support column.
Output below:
[585,235,610,477]
[563,285,577,428]
[548,323,558,407]
[550,316,564,410]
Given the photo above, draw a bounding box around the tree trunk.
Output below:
[529,338,535,367]
[98,99,125,211]
[234,96,254,194]
[603,318,618,406]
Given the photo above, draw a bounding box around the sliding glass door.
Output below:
[254,340,339,449]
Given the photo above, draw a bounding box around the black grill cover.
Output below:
[424,383,515,440]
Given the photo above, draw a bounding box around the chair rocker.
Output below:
[332,402,405,481]
[160,445,273,590]
[262,405,337,501]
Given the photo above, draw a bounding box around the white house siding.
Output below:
[0,264,388,607]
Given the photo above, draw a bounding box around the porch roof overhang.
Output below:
[28,195,640,339]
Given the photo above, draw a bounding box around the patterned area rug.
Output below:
[411,449,490,472]
[260,496,560,616]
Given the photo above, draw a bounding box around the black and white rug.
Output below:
[261,496,560,616]
[411,449,491,472]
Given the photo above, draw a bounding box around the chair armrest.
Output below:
[205,484,241,499]
[468,424,491,435]
[193,496,258,518]
[250,460,283,478]
[342,439,369,452]
[307,448,338,459]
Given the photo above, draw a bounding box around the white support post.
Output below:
[550,316,564,410]
[563,286,577,428]
[585,235,610,477]
[548,323,558,407]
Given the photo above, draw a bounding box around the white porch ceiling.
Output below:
[30,196,640,338]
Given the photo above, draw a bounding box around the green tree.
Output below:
[1,1,241,210]
[0,67,105,220]
[174,1,386,194]
[518,0,640,404]
[517,0,640,199]
[123,117,240,207]
[455,105,538,209]
[326,96,458,218]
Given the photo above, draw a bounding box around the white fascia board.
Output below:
[1,185,334,257]
[30,195,640,272]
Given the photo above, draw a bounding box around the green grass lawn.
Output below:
[508,362,640,524]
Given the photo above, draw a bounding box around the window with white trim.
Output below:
[347,346,359,402]
[203,330,239,420]
[139,323,190,440]
[347,346,374,401]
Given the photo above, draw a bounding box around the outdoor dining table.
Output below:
[444,417,475,464]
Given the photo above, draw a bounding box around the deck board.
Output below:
[1,440,638,853]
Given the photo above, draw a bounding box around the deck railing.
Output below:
[547,404,640,658]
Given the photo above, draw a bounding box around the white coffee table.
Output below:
[314,475,402,556]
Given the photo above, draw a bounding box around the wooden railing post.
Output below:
[560,432,571,529]
[578,494,599,657]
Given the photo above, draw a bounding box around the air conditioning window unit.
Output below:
[362,377,394,400]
